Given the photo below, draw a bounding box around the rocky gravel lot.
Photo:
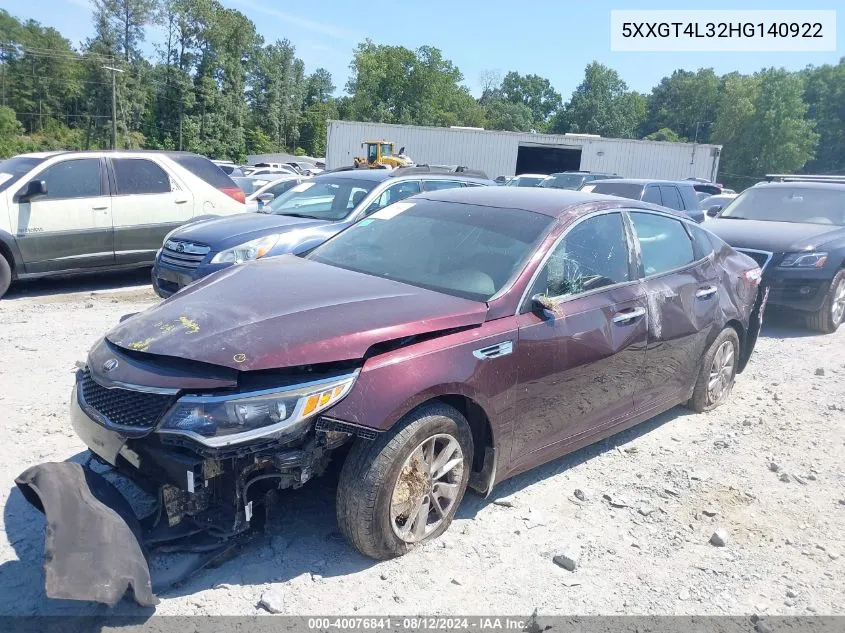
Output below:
[0,271,843,617]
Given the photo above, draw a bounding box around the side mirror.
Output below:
[531,293,559,319]
[18,180,47,203]
[706,205,722,217]
[256,192,275,203]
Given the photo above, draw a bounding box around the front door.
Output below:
[511,211,648,466]
[13,157,113,273]
[108,157,193,265]
[628,211,720,409]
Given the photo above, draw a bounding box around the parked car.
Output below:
[151,166,493,297]
[16,186,765,606]
[699,193,738,212]
[242,166,299,177]
[0,150,246,298]
[580,178,704,223]
[506,174,548,187]
[244,175,309,212]
[706,177,845,333]
[540,171,617,190]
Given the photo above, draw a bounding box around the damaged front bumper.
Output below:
[16,379,359,607]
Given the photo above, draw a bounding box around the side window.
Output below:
[534,213,630,299]
[630,212,695,276]
[368,180,421,212]
[112,158,172,195]
[267,180,298,197]
[35,159,102,200]
[422,180,464,192]
[658,185,683,210]
[687,223,715,259]
[642,185,662,205]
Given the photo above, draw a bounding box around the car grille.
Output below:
[159,239,210,270]
[78,369,176,432]
[736,248,773,271]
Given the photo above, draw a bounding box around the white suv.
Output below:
[0,150,246,298]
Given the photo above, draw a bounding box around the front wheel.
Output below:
[807,270,845,334]
[0,255,10,299]
[687,327,740,413]
[336,402,473,560]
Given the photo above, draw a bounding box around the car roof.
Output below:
[514,174,548,178]
[549,171,615,176]
[589,178,695,186]
[750,181,845,191]
[314,169,490,185]
[412,184,676,219]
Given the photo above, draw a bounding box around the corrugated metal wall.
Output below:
[326,121,722,181]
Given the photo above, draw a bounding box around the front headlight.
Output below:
[157,371,358,447]
[210,234,281,264]
[778,252,828,268]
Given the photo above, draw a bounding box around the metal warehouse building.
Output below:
[326,120,722,181]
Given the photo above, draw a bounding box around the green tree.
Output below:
[499,71,561,127]
[485,99,533,132]
[802,59,845,174]
[303,68,334,107]
[0,106,25,157]
[551,62,645,138]
[644,127,683,142]
[641,69,720,142]
[94,0,159,62]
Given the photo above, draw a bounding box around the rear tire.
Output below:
[687,327,740,413]
[336,402,473,560]
[0,255,11,299]
[806,270,845,334]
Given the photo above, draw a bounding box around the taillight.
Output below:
[221,186,246,204]
[741,267,763,285]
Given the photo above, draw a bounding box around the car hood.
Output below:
[707,219,845,252]
[107,255,488,371]
[170,213,338,251]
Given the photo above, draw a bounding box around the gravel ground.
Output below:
[0,270,843,617]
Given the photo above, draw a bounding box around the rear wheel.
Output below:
[335,402,473,560]
[806,270,845,334]
[0,255,11,299]
[687,327,740,413]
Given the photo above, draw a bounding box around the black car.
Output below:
[579,178,704,223]
[706,177,845,333]
[151,166,492,297]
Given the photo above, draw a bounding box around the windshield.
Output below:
[265,177,378,220]
[308,199,553,301]
[720,187,845,225]
[540,174,587,190]
[232,177,267,195]
[508,176,545,187]
[585,182,644,199]
[0,156,48,193]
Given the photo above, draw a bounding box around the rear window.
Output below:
[168,153,236,189]
[0,155,48,193]
[588,183,645,200]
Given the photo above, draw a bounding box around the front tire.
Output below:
[0,255,11,299]
[807,270,845,334]
[687,327,740,413]
[336,402,473,560]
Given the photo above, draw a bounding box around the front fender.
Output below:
[0,228,25,275]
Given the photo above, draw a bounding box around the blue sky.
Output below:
[4,0,842,98]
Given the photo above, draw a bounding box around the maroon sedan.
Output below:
[16,187,765,606]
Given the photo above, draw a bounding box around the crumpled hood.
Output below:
[170,212,335,251]
[107,255,488,371]
[707,219,845,253]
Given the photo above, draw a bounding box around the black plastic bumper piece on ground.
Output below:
[14,462,158,607]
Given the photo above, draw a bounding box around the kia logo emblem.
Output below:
[176,243,185,253]
[103,359,119,372]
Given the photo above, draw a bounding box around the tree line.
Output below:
[0,1,843,189]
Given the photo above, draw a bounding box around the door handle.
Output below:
[612,306,646,324]
[695,285,718,299]
[174,198,189,204]
[91,205,108,211]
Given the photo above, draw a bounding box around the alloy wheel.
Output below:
[390,433,464,543]
[831,278,845,325]
[707,340,735,406]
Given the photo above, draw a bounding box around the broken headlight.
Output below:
[157,371,358,447]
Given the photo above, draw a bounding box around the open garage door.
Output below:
[515,145,582,175]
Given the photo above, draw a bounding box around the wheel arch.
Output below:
[725,318,749,373]
[0,230,24,278]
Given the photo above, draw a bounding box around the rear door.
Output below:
[642,185,662,205]
[512,211,648,464]
[108,157,193,266]
[628,210,719,409]
[12,157,113,273]
[658,185,684,211]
